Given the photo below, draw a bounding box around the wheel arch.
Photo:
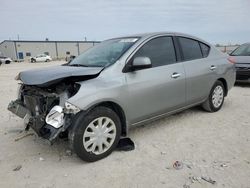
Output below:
[217,78,228,96]
[87,101,128,136]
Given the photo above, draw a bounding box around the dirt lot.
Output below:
[0,61,250,188]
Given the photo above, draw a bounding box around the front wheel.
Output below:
[202,80,225,112]
[69,106,121,162]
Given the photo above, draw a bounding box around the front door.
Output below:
[125,36,186,124]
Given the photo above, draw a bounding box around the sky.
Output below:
[0,0,250,45]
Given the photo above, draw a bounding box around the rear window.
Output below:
[178,37,203,61]
[199,42,210,57]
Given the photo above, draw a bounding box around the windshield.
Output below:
[231,44,250,56]
[69,37,139,67]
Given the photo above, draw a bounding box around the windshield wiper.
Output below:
[68,64,89,67]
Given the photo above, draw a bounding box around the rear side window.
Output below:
[178,37,203,61]
[199,42,210,57]
[133,36,176,67]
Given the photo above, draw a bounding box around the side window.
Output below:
[199,42,210,57]
[133,37,176,67]
[178,37,202,61]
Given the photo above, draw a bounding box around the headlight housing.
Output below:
[45,106,64,128]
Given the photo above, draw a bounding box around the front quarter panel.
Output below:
[67,64,129,120]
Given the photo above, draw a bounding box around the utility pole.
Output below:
[17,34,20,40]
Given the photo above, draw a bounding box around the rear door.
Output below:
[177,36,214,105]
[125,36,186,124]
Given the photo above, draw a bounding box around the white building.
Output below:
[0,40,100,61]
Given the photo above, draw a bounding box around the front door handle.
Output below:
[210,65,216,70]
[171,72,181,79]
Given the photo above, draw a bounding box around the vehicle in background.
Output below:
[8,32,235,162]
[0,56,12,65]
[230,43,250,82]
[30,54,52,63]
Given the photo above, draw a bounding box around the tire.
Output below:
[69,106,121,162]
[45,59,50,62]
[31,59,36,63]
[202,80,225,112]
[5,60,10,64]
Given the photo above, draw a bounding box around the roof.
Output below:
[109,32,211,45]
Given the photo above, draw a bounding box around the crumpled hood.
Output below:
[18,65,103,86]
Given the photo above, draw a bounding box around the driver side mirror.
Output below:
[124,57,152,72]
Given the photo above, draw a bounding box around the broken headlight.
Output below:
[45,106,64,128]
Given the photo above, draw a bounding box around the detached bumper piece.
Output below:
[8,100,29,119]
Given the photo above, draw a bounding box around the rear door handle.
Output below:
[171,72,181,79]
[210,65,216,70]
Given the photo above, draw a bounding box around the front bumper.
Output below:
[8,100,69,142]
[236,69,250,82]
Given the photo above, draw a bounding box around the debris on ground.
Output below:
[212,160,230,170]
[116,137,135,151]
[14,132,34,142]
[183,184,190,188]
[244,160,250,164]
[185,164,192,169]
[8,128,23,134]
[173,161,183,170]
[165,166,171,170]
[220,164,228,167]
[185,175,216,187]
[189,176,202,183]
[39,157,45,161]
[13,165,22,171]
[65,149,72,156]
[201,176,216,184]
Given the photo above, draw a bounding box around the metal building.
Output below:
[0,40,100,61]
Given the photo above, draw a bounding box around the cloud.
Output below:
[0,0,249,44]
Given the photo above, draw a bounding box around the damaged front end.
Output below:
[8,83,81,142]
[8,65,102,143]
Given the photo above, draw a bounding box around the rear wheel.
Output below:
[202,80,225,112]
[69,106,121,162]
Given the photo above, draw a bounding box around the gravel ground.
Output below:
[0,61,250,188]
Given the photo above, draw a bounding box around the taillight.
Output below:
[227,56,235,64]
